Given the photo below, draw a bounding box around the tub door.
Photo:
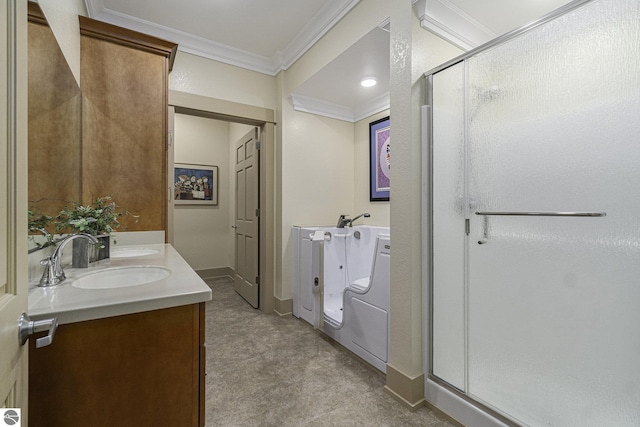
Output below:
[295,229,325,329]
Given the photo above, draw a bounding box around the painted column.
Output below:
[385,0,426,408]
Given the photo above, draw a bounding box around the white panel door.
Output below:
[0,0,29,416]
[234,128,259,308]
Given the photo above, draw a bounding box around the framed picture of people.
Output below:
[174,164,219,205]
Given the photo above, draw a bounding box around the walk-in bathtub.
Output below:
[292,225,390,372]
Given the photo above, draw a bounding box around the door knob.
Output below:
[18,313,58,348]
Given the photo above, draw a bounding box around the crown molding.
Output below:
[353,91,390,122]
[84,0,361,76]
[413,0,495,51]
[276,0,361,72]
[291,94,354,122]
[291,92,389,123]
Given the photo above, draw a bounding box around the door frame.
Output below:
[168,90,275,313]
[233,127,260,308]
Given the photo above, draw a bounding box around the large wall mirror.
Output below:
[27,3,176,246]
[28,2,82,232]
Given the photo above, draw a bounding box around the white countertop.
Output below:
[28,244,212,324]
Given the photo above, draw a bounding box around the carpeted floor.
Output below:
[203,276,456,427]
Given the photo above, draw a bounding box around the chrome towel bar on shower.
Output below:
[475,211,606,217]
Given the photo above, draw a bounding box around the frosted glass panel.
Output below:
[465,0,640,425]
[431,63,466,391]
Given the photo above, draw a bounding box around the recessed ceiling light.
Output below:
[361,78,377,88]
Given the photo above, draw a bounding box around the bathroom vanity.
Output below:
[27,244,211,427]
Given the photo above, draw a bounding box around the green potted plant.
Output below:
[55,195,136,267]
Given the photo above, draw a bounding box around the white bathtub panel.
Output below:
[350,297,388,363]
[364,249,390,310]
[345,228,378,281]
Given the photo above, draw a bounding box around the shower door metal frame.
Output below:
[422,0,597,425]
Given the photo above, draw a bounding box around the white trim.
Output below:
[353,91,389,122]
[413,0,496,51]
[425,379,511,427]
[290,94,354,122]
[290,92,389,123]
[84,0,361,76]
[277,0,361,72]
[87,5,276,74]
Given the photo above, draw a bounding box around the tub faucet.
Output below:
[337,215,351,228]
[39,233,99,287]
[337,213,371,228]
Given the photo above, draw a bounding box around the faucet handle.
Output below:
[39,256,61,287]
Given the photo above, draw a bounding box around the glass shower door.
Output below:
[430,0,640,425]
[465,0,640,425]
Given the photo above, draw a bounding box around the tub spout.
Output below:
[348,213,370,227]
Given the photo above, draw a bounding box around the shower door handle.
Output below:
[475,211,606,217]
[473,211,606,245]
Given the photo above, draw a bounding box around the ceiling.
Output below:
[84,0,575,121]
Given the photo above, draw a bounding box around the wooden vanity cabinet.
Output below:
[29,303,206,427]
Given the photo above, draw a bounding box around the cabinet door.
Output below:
[30,304,204,426]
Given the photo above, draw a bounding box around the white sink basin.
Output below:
[71,266,171,289]
[110,248,159,258]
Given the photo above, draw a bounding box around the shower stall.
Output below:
[424,0,639,425]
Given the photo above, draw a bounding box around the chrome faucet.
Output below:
[337,214,350,228]
[39,233,99,287]
[336,213,370,228]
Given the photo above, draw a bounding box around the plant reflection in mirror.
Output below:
[28,208,56,253]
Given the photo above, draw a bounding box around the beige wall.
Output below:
[172,113,255,273]
[276,0,393,302]
[168,51,276,274]
[354,109,391,226]
[173,114,233,271]
[278,104,356,300]
[170,51,276,110]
